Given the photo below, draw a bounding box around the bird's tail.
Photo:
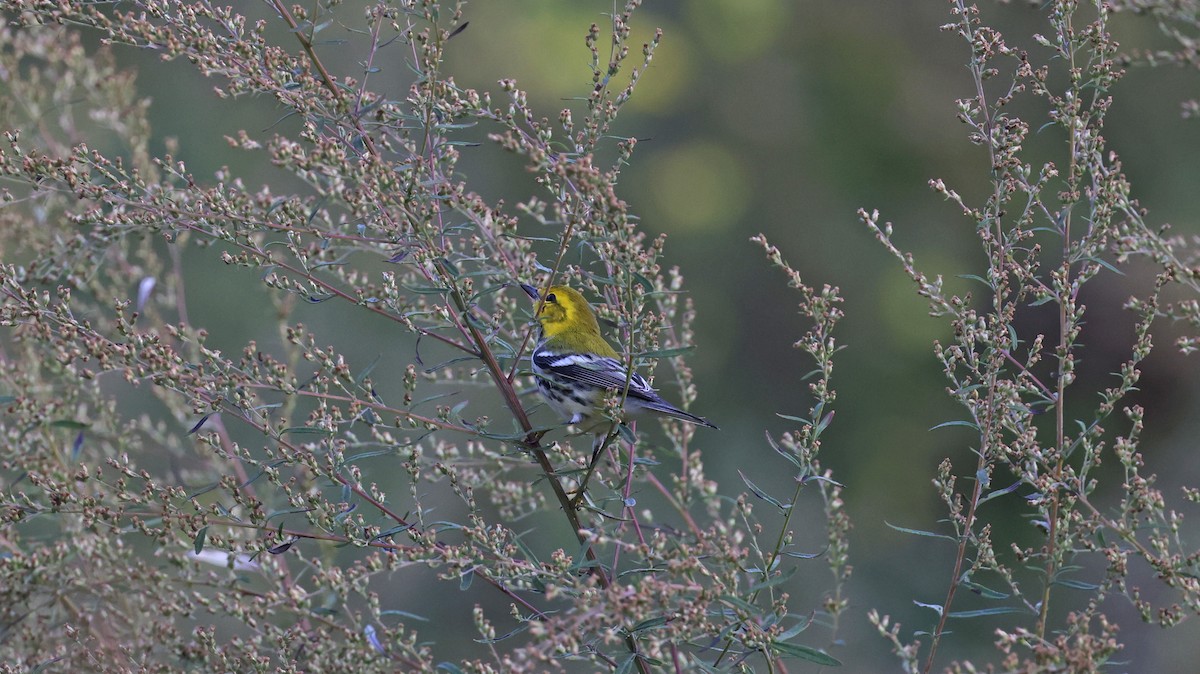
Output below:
[645,401,718,429]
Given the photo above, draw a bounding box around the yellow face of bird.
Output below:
[532,285,599,338]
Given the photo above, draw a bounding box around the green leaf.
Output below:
[913,600,943,616]
[718,594,762,615]
[977,480,1022,506]
[511,534,541,566]
[957,273,993,288]
[381,609,429,622]
[29,656,66,673]
[800,474,844,488]
[813,410,835,436]
[70,430,84,460]
[475,623,531,644]
[1052,577,1100,591]
[267,538,296,555]
[436,257,459,278]
[423,356,478,373]
[769,641,842,666]
[764,432,801,468]
[961,578,1009,600]
[614,653,638,674]
[638,346,695,359]
[193,526,208,555]
[468,283,509,303]
[344,448,396,463]
[775,613,813,641]
[332,502,358,523]
[739,470,790,512]
[310,253,352,269]
[373,522,414,538]
[748,568,798,595]
[782,548,826,560]
[886,521,957,542]
[281,426,334,437]
[632,273,656,293]
[947,606,1029,619]
[567,538,599,574]
[354,355,382,386]
[410,391,461,409]
[629,615,672,634]
[187,415,211,434]
[186,481,222,500]
[617,423,637,444]
[399,283,450,295]
[265,507,315,523]
[433,121,478,130]
[930,420,980,432]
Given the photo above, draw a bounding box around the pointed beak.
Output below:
[520,284,540,301]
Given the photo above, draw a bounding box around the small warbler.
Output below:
[522,283,717,433]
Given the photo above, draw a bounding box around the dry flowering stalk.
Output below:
[865,1,1200,672]
[0,3,842,672]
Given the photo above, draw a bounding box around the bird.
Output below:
[522,283,717,430]
[521,283,716,504]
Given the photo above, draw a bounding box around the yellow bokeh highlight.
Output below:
[446,3,691,115]
[877,252,961,352]
[622,21,695,115]
[643,142,749,232]
[684,0,790,63]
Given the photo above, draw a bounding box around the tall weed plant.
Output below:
[0,1,844,672]
[2,0,1199,672]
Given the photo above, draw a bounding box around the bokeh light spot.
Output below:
[645,142,749,232]
[685,0,789,63]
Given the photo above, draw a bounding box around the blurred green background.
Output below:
[100,0,1200,669]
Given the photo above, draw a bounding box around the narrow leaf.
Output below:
[1052,578,1100,591]
[194,526,208,555]
[913,600,944,616]
[719,594,762,615]
[281,426,334,437]
[947,606,1029,619]
[187,412,211,431]
[739,470,790,512]
[747,566,797,593]
[629,615,672,634]
[70,430,84,460]
[961,579,1009,600]
[930,420,980,431]
[782,548,826,560]
[886,521,957,542]
[638,346,695,359]
[769,641,842,666]
[475,623,531,644]
[381,609,429,622]
[977,480,1022,506]
[267,537,297,555]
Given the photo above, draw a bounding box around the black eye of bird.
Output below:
[545,293,557,303]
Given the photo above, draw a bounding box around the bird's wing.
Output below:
[532,352,659,401]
